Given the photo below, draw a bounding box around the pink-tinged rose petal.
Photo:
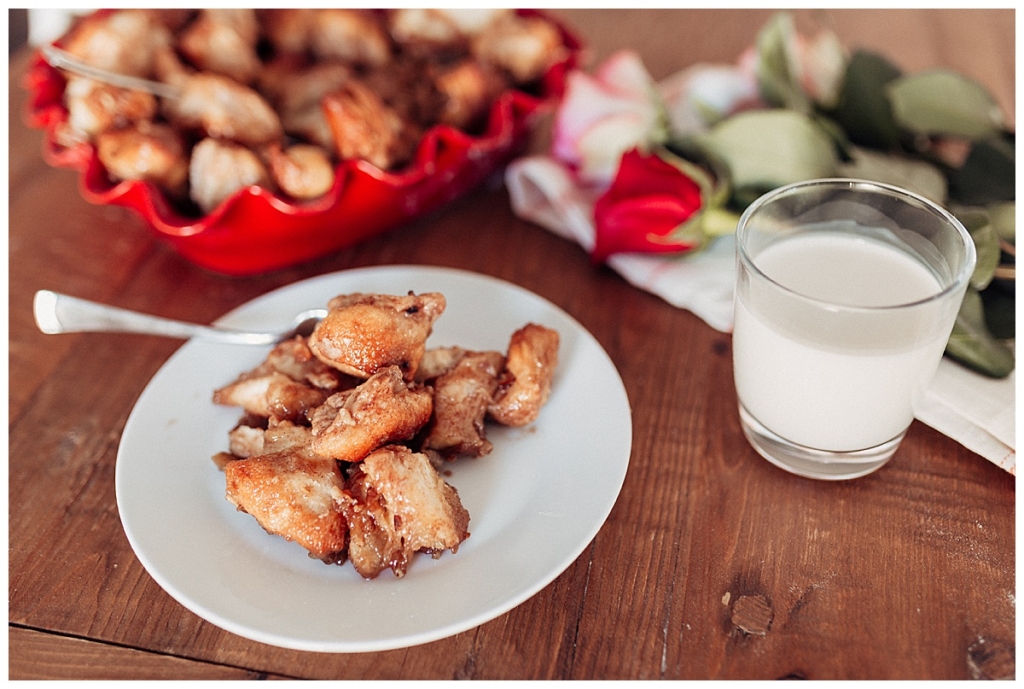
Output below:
[553,71,653,165]
[593,50,658,101]
[798,30,846,107]
[552,50,662,177]
[575,111,654,185]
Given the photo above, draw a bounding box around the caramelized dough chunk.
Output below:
[488,323,559,427]
[214,371,327,422]
[264,142,336,201]
[422,350,504,459]
[309,9,392,67]
[225,436,348,564]
[62,9,171,78]
[188,138,271,214]
[166,73,283,148]
[471,13,566,84]
[308,292,446,381]
[213,336,347,422]
[310,366,433,462]
[321,80,409,170]
[64,76,158,140]
[263,336,348,391]
[96,121,189,198]
[338,445,470,579]
[435,60,507,130]
[178,9,260,84]
[414,346,466,383]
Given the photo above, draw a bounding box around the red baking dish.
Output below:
[23,10,582,276]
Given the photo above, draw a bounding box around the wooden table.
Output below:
[9,9,1015,681]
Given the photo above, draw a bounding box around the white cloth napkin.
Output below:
[506,155,1016,474]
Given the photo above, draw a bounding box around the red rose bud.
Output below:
[592,148,704,262]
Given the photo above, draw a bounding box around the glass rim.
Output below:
[735,178,977,312]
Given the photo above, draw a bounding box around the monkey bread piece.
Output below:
[213,335,348,422]
[262,336,349,392]
[188,138,272,214]
[224,419,316,461]
[470,12,567,85]
[413,346,467,384]
[488,323,560,427]
[310,366,433,462]
[165,73,284,149]
[257,9,316,56]
[224,438,349,565]
[178,9,261,84]
[263,142,336,201]
[308,292,446,381]
[214,371,328,423]
[435,60,508,130]
[338,445,470,579]
[321,80,410,171]
[422,350,505,459]
[64,76,159,141]
[62,9,172,78]
[309,9,393,68]
[96,122,189,199]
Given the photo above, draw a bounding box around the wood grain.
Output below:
[8,9,1014,680]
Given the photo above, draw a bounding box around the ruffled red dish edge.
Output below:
[21,9,583,275]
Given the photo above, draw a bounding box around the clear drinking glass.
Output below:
[732,179,976,480]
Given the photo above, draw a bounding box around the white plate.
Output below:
[115,265,632,653]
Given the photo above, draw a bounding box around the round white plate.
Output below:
[115,265,632,653]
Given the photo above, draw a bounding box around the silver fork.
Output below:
[33,290,326,346]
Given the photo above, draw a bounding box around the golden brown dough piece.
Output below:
[422,350,504,459]
[164,73,283,148]
[212,337,343,422]
[434,60,507,130]
[310,366,433,462]
[213,371,326,423]
[338,445,470,578]
[64,76,158,141]
[308,292,446,381]
[178,9,261,84]
[188,138,272,214]
[321,80,410,170]
[95,121,189,198]
[261,336,347,391]
[263,142,336,201]
[413,346,467,383]
[225,426,348,564]
[488,323,560,427]
[309,9,392,67]
[62,9,172,78]
[471,12,567,84]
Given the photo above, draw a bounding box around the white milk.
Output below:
[734,230,950,452]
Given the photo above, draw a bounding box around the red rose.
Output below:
[592,148,705,262]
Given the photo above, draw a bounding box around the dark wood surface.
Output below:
[9,9,1015,681]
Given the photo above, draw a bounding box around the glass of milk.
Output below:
[733,179,975,480]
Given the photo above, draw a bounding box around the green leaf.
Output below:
[836,146,946,205]
[696,110,838,202]
[827,50,903,150]
[887,70,1005,140]
[945,287,1015,378]
[754,12,812,113]
[952,208,1001,290]
[947,133,1015,206]
[987,201,1015,243]
[981,281,1016,340]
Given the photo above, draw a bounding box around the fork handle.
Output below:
[32,290,274,345]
